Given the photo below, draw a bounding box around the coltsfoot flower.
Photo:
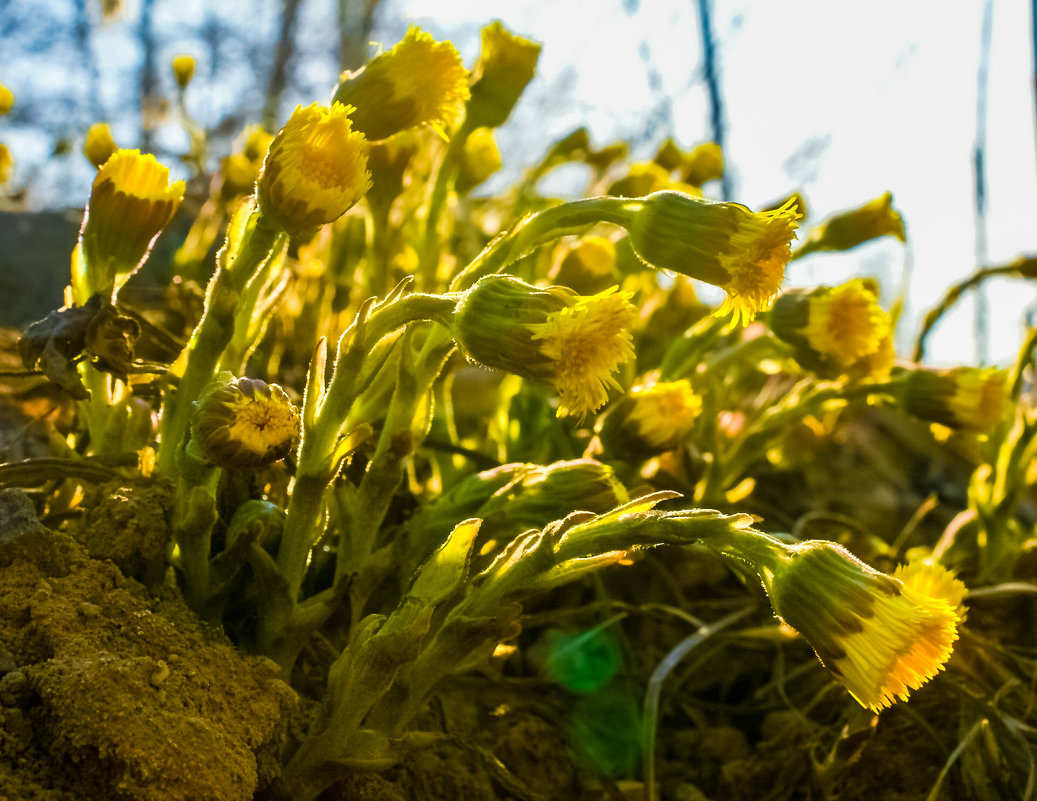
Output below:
[84,122,118,169]
[456,127,502,193]
[454,275,635,417]
[332,26,469,141]
[899,367,1008,431]
[257,102,371,235]
[80,149,185,294]
[548,236,617,295]
[771,279,891,370]
[594,377,702,456]
[761,540,960,712]
[0,83,13,115]
[796,192,906,257]
[466,21,542,130]
[0,144,12,187]
[191,377,299,468]
[681,141,724,187]
[171,54,196,88]
[625,191,801,327]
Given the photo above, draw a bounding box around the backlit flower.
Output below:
[595,377,702,456]
[760,540,960,712]
[332,26,469,141]
[257,103,371,235]
[900,367,1008,431]
[191,377,299,468]
[84,122,118,169]
[0,83,13,115]
[80,149,185,295]
[625,191,800,327]
[454,275,635,417]
[796,192,906,257]
[466,21,542,129]
[171,54,196,88]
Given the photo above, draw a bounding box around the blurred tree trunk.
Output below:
[263,0,304,131]
[338,0,382,73]
[75,0,103,120]
[137,0,159,151]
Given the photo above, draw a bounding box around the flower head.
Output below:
[595,377,702,456]
[454,275,635,417]
[84,122,118,169]
[681,141,724,187]
[191,377,299,468]
[625,191,800,327]
[332,26,469,141]
[456,127,502,193]
[549,235,617,295]
[171,54,196,88]
[797,192,906,257]
[257,103,371,235]
[771,279,891,371]
[466,22,542,129]
[900,367,1008,431]
[0,144,12,187]
[761,540,960,711]
[80,149,185,296]
[0,83,13,116]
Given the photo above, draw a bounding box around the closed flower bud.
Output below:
[454,275,635,418]
[770,279,890,371]
[191,377,299,468]
[625,190,801,326]
[171,54,196,88]
[899,366,1008,431]
[653,138,685,172]
[257,102,371,235]
[84,122,118,169]
[466,22,541,129]
[797,193,905,257]
[0,144,12,187]
[0,83,14,115]
[332,26,469,141]
[80,149,185,296]
[758,539,960,711]
[548,236,617,295]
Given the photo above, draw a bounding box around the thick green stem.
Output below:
[156,211,284,478]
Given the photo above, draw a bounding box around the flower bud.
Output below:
[456,127,502,193]
[257,103,371,235]
[681,141,723,186]
[84,122,118,169]
[594,378,702,457]
[454,275,635,417]
[332,26,469,141]
[625,190,801,326]
[548,236,617,295]
[191,377,299,468]
[465,22,541,129]
[899,367,1008,431]
[80,149,185,296]
[171,54,196,89]
[0,83,14,115]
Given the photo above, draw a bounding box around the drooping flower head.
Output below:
[624,190,800,327]
[257,102,371,235]
[770,278,891,372]
[332,26,469,141]
[191,376,299,468]
[80,149,185,297]
[900,366,1008,432]
[759,540,960,712]
[796,192,906,257]
[454,275,635,418]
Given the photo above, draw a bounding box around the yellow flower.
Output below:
[771,279,890,370]
[218,125,274,199]
[900,367,1008,431]
[191,377,299,468]
[171,54,196,88]
[549,236,617,295]
[466,21,542,129]
[625,191,800,327]
[0,143,12,187]
[797,192,906,257]
[608,162,673,198]
[456,127,502,193]
[0,83,13,115]
[81,149,185,295]
[332,26,469,141]
[84,122,118,169]
[257,103,371,235]
[762,540,960,712]
[681,142,723,187]
[454,275,635,418]
[893,557,967,618]
[594,377,702,456]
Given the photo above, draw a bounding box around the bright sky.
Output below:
[400,0,1037,366]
